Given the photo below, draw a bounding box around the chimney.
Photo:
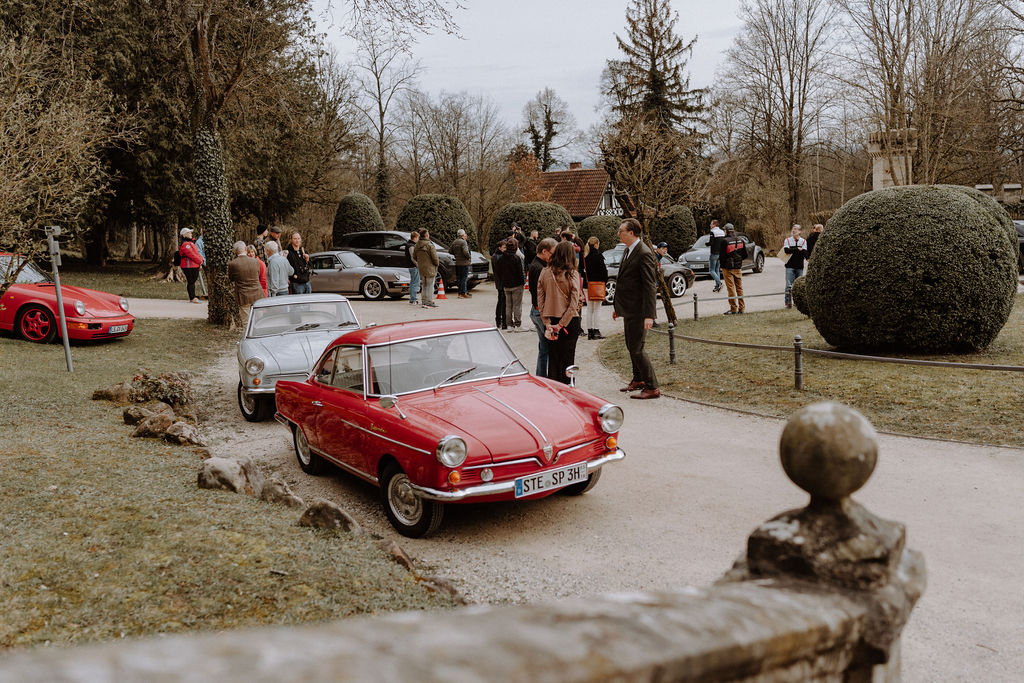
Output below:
[569,162,582,170]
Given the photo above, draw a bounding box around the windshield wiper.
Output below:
[294,323,321,332]
[335,321,359,328]
[497,359,520,379]
[433,366,477,390]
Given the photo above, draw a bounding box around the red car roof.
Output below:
[329,318,493,349]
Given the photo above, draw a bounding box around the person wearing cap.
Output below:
[655,242,673,266]
[720,223,748,315]
[253,224,269,264]
[177,227,204,304]
[267,226,283,253]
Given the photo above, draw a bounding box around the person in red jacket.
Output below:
[177,227,205,303]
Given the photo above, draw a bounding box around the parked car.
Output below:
[274,319,626,537]
[0,253,134,343]
[601,244,695,305]
[333,230,489,292]
[1014,220,1024,273]
[680,233,765,277]
[308,250,411,300]
[236,293,359,422]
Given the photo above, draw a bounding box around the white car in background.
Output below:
[236,294,359,421]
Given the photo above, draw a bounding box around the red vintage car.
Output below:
[275,319,625,537]
[0,254,134,343]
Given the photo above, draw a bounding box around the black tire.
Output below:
[380,463,444,538]
[237,382,272,422]
[16,305,58,344]
[360,277,387,301]
[752,252,765,273]
[562,468,601,496]
[603,278,617,305]
[668,273,687,298]
[389,294,405,300]
[293,424,328,475]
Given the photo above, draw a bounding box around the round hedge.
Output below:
[790,275,809,316]
[489,202,573,252]
[332,192,383,246]
[395,194,474,248]
[805,185,1017,353]
[577,215,621,251]
[650,205,697,257]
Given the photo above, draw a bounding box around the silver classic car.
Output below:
[236,294,360,421]
[309,250,411,300]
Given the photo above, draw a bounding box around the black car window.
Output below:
[347,234,380,249]
[382,235,408,249]
[310,255,335,270]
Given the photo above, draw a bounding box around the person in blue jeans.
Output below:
[708,219,725,292]
[527,237,557,376]
[405,231,420,305]
[782,224,808,308]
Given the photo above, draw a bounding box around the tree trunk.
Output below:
[192,122,237,327]
[128,221,139,260]
[84,224,108,267]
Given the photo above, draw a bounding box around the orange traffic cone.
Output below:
[436,278,448,300]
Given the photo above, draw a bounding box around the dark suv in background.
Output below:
[334,231,490,291]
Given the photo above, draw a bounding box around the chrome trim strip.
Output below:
[363,327,500,349]
[472,386,547,443]
[556,438,602,458]
[410,448,626,502]
[243,385,277,395]
[463,457,543,471]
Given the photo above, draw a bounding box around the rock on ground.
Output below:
[298,499,362,533]
[260,476,304,508]
[132,413,175,438]
[165,421,208,447]
[197,456,265,496]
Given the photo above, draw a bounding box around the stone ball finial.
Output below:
[779,402,878,500]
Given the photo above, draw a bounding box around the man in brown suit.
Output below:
[611,218,659,399]
[227,241,264,322]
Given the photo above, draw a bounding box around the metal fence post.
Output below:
[794,334,803,390]
[692,292,699,320]
[668,323,676,364]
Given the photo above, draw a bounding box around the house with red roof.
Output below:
[539,163,634,221]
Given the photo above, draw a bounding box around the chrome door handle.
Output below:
[311,401,323,407]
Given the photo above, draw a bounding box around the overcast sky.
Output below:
[312,0,744,162]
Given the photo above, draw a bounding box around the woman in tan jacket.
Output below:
[536,240,583,384]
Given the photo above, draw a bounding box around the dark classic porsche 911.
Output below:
[274,319,625,537]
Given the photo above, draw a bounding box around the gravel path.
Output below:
[148,263,1022,682]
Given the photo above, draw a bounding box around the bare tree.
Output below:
[522,88,582,171]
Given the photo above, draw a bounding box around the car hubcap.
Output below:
[295,428,311,465]
[21,310,50,340]
[670,276,685,296]
[241,390,256,414]
[605,281,616,303]
[366,280,382,298]
[388,473,422,525]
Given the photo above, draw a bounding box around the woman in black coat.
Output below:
[581,236,608,339]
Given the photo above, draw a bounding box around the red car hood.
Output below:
[14,283,125,317]
[403,377,598,463]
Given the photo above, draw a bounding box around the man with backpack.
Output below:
[176,227,204,304]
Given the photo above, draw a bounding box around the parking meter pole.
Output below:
[668,323,676,364]
[793,334,803,391]
[46,227,73,372]
[692,292,699,320]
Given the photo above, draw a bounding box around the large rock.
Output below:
[260,476,304,508]
[197,456,265,496]
[92,381,131,403]
[298,499,362,533]
[131,412,175,439]
[123,402,175,426]
[378,540,415,573]
[165,421,208,447]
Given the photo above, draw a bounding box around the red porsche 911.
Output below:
[1,254,134,343]
[275,319,625,537]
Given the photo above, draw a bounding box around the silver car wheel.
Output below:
[361,278,385,300]
[387,471,423,526]
[669,273,686,297]
[240,389,257,414]
[295,427,311,466]
[604,278,617,304]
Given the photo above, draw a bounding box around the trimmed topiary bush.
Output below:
[790,275,809,316]
[332,192,384,246]
[395,194,474,248]
[650,205,697,257]
[805,185,1018,353]
[489,202,573,252]
[577,215,621,251]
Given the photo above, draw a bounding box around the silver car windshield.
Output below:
[367,329,526,396]
[248,301,358,338]
[338,251,367,268]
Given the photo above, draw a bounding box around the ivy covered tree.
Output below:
[522,88,580,171]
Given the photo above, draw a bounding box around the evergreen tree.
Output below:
[603,0,706,132]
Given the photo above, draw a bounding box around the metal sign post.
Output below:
[45,226,73,372]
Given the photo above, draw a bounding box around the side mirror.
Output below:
[379,394,406,419]
[565,364,579,387]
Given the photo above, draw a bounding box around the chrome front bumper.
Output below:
[410,448,626,502]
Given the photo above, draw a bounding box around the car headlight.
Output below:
[598,404,624,433]
[119,297,130,312]
[436,435,467,468]
[74,300,86,316]
[244,357,265,375]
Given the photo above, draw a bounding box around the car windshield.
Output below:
[693,235,710,249]
[338,251,367,268]
[248,301,358,337]
[366,329,526,396]
[0,255,51,284]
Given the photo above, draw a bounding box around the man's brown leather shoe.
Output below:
[620,380,645,392]
[630,388,661,400]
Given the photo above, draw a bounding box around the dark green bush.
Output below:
[650,205,697,257]
[489,202,573,252]
[805,185,1018,353]
[790,275,809,316]
[331,192,383,246]
[577,215,621,251]
[395,194,475,248]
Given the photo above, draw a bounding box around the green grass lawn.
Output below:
[599,297,1024,447]
[0,320,454,650]
[59,259,192,300]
